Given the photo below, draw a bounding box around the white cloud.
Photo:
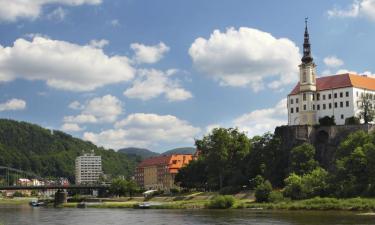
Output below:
[89,39,109,49]
[84,113,201,149]
[124,69,192,102]
[130,42,170,64]
[0,36,135,91]
[64,95,123,124]
[336,69,375,77]
[61,123,83,132]
[68,101,83,110]
[323,56,344,68]
[46,7,66,21]
[110,19,120,27]
[233,98,287,137]
[0,0,101,22]
[328,0,375,21]
[189,27,300,92]
[0,98,26,111]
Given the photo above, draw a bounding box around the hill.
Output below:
[118,147,159,160]
[0,119,137,182]
[162,147,196,155]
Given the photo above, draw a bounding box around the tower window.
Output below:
[303,71,307,83]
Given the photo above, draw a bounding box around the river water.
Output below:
[0,206,374,225]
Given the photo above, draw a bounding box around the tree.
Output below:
[358,94,375,124]
[175,159,207,190]
[109,178,128,197]
[196,128,251,190]
[345,116,360,125]
[255,180,273,202]
[288,143,318,176]
[319,116,336,126]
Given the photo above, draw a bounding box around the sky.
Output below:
[0,0,375,152]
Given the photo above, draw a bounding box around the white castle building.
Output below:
[288,21,375,126]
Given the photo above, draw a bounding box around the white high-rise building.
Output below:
[287,20,375,126]
[75,153,102,184]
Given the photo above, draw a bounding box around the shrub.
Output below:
[255,180,272,202]
[268,191,284,203]
[12,191,24,197]
[283,173,305,200]
[70,194,86,202]
[319,116,336,126]
[219,186,241,195]
[170,188,180,195]
[345,116,360,125]
[207,195,235,209]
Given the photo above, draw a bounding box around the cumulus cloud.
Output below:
[0,0,101,22]
[233,98,287,137]
[328,0,375,21]
[130,42,170,64]
[189,27,300,92]
[84,113,201,149]
[89,39,109,49]
[61,123,83,132]
[323,56,344,68]
[64,95,123,124]
[0,98,26,111]
[68,101,83,110]
[124,69,192,101]
[110,19,120,27]
[0,36,134,91]
[46,7,66,21]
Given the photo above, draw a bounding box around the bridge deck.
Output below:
[0,185,109,190]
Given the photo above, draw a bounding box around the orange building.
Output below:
[135,154,193,190]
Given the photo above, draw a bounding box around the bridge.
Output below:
[0,184,109,191]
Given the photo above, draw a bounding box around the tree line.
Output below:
[175,127,375,200]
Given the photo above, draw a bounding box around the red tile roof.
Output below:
[137,155,171,167]
[289,73,375,95]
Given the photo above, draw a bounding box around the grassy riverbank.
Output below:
[0,197,34,205]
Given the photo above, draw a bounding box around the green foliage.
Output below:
[175,159,208,190]
[268,191,284,203]
[0,119,137,181]
[12,191,25,197]
[109,178,139,197]
[288,143,318,175]
[206,195,235,209]
[283,167,329,200]
[319,116,336,126]
[345,116,360,125]
[255,180,272,202]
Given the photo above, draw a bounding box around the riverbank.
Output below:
[0,197,35,205]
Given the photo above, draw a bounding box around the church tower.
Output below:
[298,18,317,125]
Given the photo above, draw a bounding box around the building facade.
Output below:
[75,153,102,184]
[135,154,193,190]
[287,21,375,125]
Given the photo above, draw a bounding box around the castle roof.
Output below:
[289,73,375,95]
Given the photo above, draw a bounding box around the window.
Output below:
[303,104,306,110]
[335,102,338,108]
[317,93,320,101]
[312,94,315,100]
[290,99,293,104]
[340,92,343,98]
[341,114,344,119]
[328,94,332,99]
[340,102,343,108]
[323,94,326,100]
[334,93,337,98]
[346,101,349,107]
[317,104,320,110]
[291,108,294,113]
[323,104,326,110]
[296,98,299,103]
[296,107,299,113]
[303,93,306,101]
[329,103,332,109]
[346,91,349,97]
[303,71,307,82]
[313,104,315,110]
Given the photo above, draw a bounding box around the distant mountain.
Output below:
[162,147,196,155]
[118,147,159,159]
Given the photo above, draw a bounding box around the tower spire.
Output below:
[302,17,313,64]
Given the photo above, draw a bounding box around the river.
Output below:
[0,206,374,225]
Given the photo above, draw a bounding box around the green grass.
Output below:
[0,197,33,205]
[246,197,375,211]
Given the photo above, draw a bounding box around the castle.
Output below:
[287,21,375,126]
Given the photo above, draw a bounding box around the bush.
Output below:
[283,173,305,200]
[207,195,235,209]
[319,116,336,126]
[12,191,25,197]
[70,194,86,202]
[268,191,284,203]
[219,186,241,195]
[170,188,180,195]
[255,180,272,202]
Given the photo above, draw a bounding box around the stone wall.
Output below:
[274,124,375,170]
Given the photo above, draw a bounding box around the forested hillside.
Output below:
[0,119,137,182]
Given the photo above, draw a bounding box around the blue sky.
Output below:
[0,0,374,152]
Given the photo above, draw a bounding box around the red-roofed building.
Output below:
[288,21,375,125]
[135,154,193,190]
